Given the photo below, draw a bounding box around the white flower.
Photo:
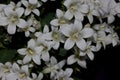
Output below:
[32,73,43,80]
[80,41,97,60]
[19,18,36,37]
[50,9,69,29]
[0,6,26,34]
[42,56,66,79]
[8,63,32,80]
[21,0,41,16]
[0,62,12,80]
[106,29,120,47]
[61,21,94,50]
[64,0,89,21]
[17,39,43,65]
[56,68,73,80]
[43,26,65,50]
[67,54,87,68]
[36,38,52,62]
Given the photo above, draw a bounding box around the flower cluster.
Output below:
[0,0,120,80]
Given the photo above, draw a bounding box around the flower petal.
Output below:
[17,19,27,28]
[108,15,115,24]
[64,10,73,20]
[41,52,50,61]
[32,9,40,16]
[23,55,31,64]
[56,9,64,18]
[87,52,94,60]
[7,24,16,34]
[28,39,36,48]
[16,8,24,17]
[64,38,75,50]
[67,55,77,65]
[82,28,94,38]
[33,55,41,65]
[77,60,87,68]
[17,48,27,55]
[25,9,31,16]
[50,56,57,65]
[50,19,59,26]
[0,17,8,26]
[76,39,86,50]
[29,0,37,4]
[80,4,89,13]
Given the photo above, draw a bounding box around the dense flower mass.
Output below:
[0,0,120,80]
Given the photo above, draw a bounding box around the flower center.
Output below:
[70,4,78,13]
[28,4,36,10]
[27,48,34,55]
[58,19,67,24]
[9,15,19,24]
[3,68,10,73]
[20,73,26,79]
[71,32,80,41]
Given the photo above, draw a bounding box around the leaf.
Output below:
[0,49,17,63]
[41,13,55,28]
[59,48,67,56]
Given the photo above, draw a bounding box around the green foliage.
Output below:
[0,49,17,63]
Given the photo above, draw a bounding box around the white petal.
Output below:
[67,55,77,65]
[4,7,13,16]
[16,8,24,17]
[74,20,82,30]
[53,42,59,50]
[12,63,20,71]
[75,12,84,21]
[43,25,49,33]
[41,52,50,61]
[112,39,117,47]
[28,39,36,48]
[0,17,8,26]
[56,9,64,18]
[23,55,31,64]
[50,56,57,65]
[80,4,89,13]
[7,24,16,34]
[33,55,41,65]
[76,39,86,50]
[37,73,43,80]
[77,60,87,68]
[29,27,35,32]
[17,19,27,28]
[25,9,31,16]
[61,24,72,37]
[87,14,93,24]
[29,0,37,4]
[50,19,59,26]
[25,31,30,37]
[65,68,73,77]
[87,52,94,60]
[63,0,72,8]
[57,60,66,69]
[108,15,115,24]
[21,0,28,7]
[64,10,73,20]
[17,48,27,55]
[82,28,94,38]
[34,46,43,54]
[32,9,40,16]
[64,38,75,50]
[21,65,29,73]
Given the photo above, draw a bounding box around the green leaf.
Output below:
[41,12,55,28]
[59,48,67,56]
[0,49,17,63]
